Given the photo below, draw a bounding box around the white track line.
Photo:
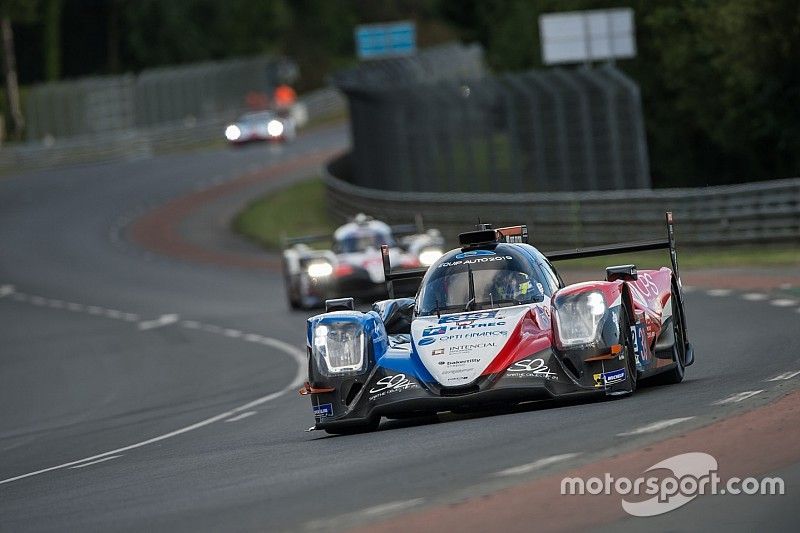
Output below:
[713,390,764,405]
[767,370,800,382]
[0,338,305,486]
[360,498,425,517]
[495,453,582,476]
[742,292,767,301]
[706,289,732,297]
[138,313,179,330]
[225,411,257,422]
[616,417,695,437]
[771,299,798,307]
[69,455,123,469]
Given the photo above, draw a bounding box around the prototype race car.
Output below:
[282,214,444,310]
[224,110,296,144]
[300,213,694,434]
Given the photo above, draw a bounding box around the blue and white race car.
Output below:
[300,215,694,434]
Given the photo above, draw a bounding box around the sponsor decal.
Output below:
[438,358,481,366]
[631,322,647,364]
[447,321,506,330]
[443,368,472,375]
[438,256,513,268]
[449,342,496,354]
[455,250,496,259]
[440,331,507,342]
[423,326,448,337]
[368,373,419,401]
[602,368,626,385]
[506,358,558,379]
[431,348,445,356]
[634,272,659,298]
[439,311,499,323]
[313,403,333,418]
[418,337,436,346]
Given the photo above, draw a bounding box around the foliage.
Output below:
[5,0,800,186]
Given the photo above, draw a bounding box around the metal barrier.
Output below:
[0,87,346,174]
[335,52,650,192]
[24,56,297,140]
[325,159,800,248]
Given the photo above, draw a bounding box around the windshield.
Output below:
[334,230,395,254]
[417,248,545,316]
[239,112,274,124]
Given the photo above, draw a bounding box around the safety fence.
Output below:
[24,55,298,140]
[325,159,800,248]
[0,87,345,174]
[334,46,650,193]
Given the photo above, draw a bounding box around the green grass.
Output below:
[234,177,800,267]
[233,178,336,249]
[555,246,800,271]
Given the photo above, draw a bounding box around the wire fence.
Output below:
[325,162,800,248]
[24,55,298,141]
[333,46,649,192]
[0,87,345,174]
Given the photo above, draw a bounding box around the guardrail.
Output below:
[0,87,346,175]
[325,159,800,248]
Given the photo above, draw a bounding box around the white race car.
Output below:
[224,110,296,144]
[282,214,444,310]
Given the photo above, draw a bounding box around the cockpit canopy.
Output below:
[416,244,549,316]
[333,219,396,254]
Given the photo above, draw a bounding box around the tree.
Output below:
[1,0,38,139]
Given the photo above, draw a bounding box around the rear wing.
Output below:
[544,212,681,284]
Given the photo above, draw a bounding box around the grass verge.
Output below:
[233,177,335,249]
[234,178,800,267]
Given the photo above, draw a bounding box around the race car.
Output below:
[282,214,445,310]
[224,110,296,144]
[300,213,694,434]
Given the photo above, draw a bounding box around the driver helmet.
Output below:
[493,270,533,301]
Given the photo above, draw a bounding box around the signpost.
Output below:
[355,21,416,60]
[539,8,636,65]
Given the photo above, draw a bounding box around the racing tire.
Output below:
[623,303,638,394]
[282,262,303,310]
[323,417,380,435]
[655,282,686,385]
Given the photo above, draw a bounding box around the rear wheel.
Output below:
[657,282,686,384]
[282,261,303,310]
[622,303,638,393]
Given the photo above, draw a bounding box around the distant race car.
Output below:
[300,213,694,434]
[224,110,296,144]
[282,214,445,310]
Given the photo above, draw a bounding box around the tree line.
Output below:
[2,0,798,187]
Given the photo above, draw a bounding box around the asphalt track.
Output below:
[1,123,798,532]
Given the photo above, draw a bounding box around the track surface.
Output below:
[1,125,798,532]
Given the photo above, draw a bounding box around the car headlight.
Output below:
[554,291,607,347]
[307,261,333,278]
[418,248,443,266]
[313,322,366,375]
[267,119,284,137]
[225,125,241,141]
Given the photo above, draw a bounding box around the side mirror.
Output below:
[325,297,355,312]
[606,264,638,282]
